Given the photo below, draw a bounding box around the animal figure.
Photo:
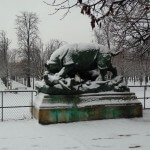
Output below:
[45,43,118,81]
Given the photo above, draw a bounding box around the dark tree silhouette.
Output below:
[0,31,10,87]
[15,12,39,87]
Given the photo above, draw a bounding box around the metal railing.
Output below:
[0,90,37,121]
[0,85,149,121]
[129,85,150,109]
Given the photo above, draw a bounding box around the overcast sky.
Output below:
[0,0,93,49]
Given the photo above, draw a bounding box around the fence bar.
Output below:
[144,86,146,109]
[0,90,38,93]
[0,106,33,108]
[31,92,34,119]
[1,92,3,121]
[128,85,150,87]
[138,97,150,99]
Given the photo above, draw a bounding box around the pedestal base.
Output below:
[33,92,142,124]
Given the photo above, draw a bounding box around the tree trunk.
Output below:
[27,36,31,87]
[27,76,31,87]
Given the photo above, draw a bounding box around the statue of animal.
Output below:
[45,43,119,81]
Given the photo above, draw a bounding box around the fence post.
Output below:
[1,92,3,121]
[144,86,146,109]
[31,92,34,119]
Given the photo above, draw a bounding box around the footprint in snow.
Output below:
[118,134,138,137]
[32,145,39,148]
[129,145,141,149]
[146,134,150,136]
[92,145,112,148]
[64,146,79,149]
[92,137,118,140]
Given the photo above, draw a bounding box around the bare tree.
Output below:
[45,0,150,52]
[94,19,113,50]
[8,49,19,79]
[29,39,65,79]
[0,30,11,87]
[30,39,45,79]
[44,39,65,60]
[15,12,39,87]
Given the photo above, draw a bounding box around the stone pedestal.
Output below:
[33,92,142,124]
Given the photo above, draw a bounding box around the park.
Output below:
[0,0,150,150]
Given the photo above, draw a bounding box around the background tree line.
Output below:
[0,12,64,88]
[1,0,150,88]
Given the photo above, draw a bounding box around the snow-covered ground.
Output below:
[0,79,6,90]
[0,79,150,150]
[0,110,149,150]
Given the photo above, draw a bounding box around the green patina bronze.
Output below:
[35,103,142,124]
[33,93,142,124]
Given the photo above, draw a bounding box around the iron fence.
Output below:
[0,86,149,121]
[129,85,150,109]
[0,90,37,121]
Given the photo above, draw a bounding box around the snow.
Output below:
[11,80,27,89]
[0,110,150,150]
[35,80,45,88]
[47,43,109,65]
[0,79,6,90]
[0,79,150,150]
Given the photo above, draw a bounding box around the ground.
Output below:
[0,110,150,150]
[0,78,150,150]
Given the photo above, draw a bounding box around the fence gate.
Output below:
[0,90,37,121]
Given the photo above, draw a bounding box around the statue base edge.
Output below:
[33,92,142,125]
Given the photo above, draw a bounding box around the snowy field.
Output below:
[0,79,150,150]
[0,110,150,150]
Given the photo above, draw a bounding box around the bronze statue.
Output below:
[45,43,118,80]
[36,43,129,94]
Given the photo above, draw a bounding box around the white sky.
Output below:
[0,0,93,49]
